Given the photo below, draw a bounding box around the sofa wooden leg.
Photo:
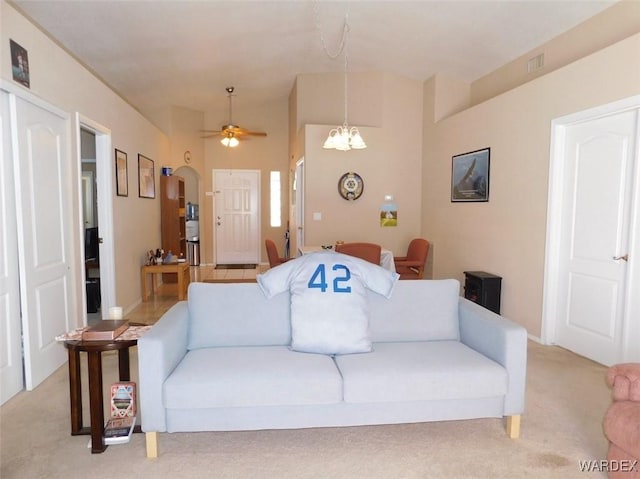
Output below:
[146,431,158,458]
[506,415,521,439]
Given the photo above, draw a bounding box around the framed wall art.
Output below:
[451,147,490,202]
[138,154,155,199]
[10,39,30,88]
[115,149,128,197]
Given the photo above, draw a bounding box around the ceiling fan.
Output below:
[201,87,267,147]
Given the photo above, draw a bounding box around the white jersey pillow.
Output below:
[257,252,399,355]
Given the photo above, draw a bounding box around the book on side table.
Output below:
[81,320,129,341]
[104,416,136,445]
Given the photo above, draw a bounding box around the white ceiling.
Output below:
[13,0,616,117]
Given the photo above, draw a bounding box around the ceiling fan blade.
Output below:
[200,129,222,133]
[245,131,267,137]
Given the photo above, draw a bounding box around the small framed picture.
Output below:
[138,154,155,199]
[10,39,30,88]
[115,149,128,197]
[451,147,490,202]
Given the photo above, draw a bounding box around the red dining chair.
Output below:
[265,239,290,268]
[394,238,429,279]
[335,242,382,265]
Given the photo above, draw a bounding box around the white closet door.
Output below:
[0,91,23,404]
[11,94,74,390]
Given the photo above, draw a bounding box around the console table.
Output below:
[140,262,190,301]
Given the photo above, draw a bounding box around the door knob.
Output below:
[216,221,221,226]
[613,254,628,262]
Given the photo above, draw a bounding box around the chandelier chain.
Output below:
[314,3,350,60]
[343,36,349,126]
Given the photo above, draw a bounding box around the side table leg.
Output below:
[141,268,148,301]
[118,348,131,382]
[177,267,185,301]
[68,349,83,434]
[87,350,107,453]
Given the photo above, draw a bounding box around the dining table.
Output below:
[298,245,396,273]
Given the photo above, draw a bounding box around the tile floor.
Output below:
[125,264,269,325]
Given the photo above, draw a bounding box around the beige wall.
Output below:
[292,72,423,255]
[203,96,290,264]
[1,1,170,320]
[471,1,640,106]
[423,33,640,337]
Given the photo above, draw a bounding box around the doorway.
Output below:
[543,96,640,365]
[175,166,201,266]
[294,159,305,251]
[76,114,116,322]
[213,169,260,264]
[80,129,101,322]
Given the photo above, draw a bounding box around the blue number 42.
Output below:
[307,264,352,293]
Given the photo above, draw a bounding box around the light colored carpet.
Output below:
[0,341,611,479]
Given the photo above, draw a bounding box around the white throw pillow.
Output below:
[258,252,398,355]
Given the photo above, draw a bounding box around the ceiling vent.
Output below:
[527,53,545,73]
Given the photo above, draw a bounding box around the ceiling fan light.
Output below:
[221,136,239,147]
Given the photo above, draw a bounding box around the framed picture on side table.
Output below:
[138,154,155,199]
[451,147,490,202]
[115,149,128,197]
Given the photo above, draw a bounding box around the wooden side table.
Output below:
[64,338,141,453]
[140,262,190,301]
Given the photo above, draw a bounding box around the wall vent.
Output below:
[527,53,544,73]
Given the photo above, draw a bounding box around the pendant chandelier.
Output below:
[321,14,366,151]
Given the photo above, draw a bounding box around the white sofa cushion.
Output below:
[187,282,291,350]
[368,279,461,342]
[258,252,398,355]
[163,346,343,409]
[334,341,507,403]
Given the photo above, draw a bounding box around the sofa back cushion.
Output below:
[187,282,291,349]
[368,279,460,342]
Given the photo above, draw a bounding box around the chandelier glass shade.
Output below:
[323,124,366,151]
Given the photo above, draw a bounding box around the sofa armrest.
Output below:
[138,301,189,432]
[606,363,640,401]
[458,298,527,416]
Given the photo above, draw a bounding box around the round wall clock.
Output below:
[184,150,192,164]
[338,172,364,201]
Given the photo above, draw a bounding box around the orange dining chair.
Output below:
[265,239,290,268]
[335,242,382,265]
[394,238,430,279]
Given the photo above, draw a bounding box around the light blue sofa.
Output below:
[138,279,527,458]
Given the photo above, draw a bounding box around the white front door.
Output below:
[12,94,73,389]
[548,107,638,366]
[213,169,260,264]
[0,91,23,404]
